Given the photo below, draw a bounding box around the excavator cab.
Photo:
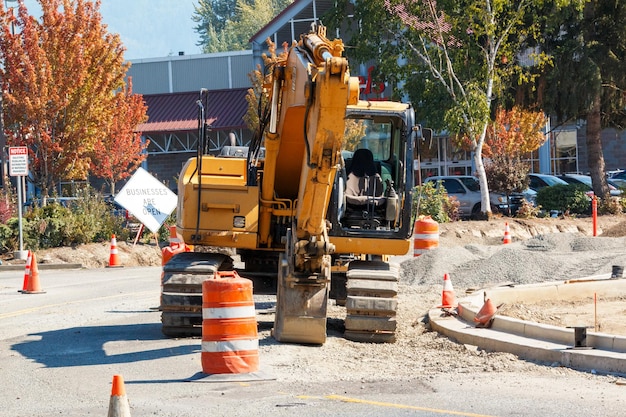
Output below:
[330,107,413,240]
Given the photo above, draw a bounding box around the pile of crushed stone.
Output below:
[399,233,626,291]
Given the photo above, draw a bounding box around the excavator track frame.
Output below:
[161,252,233,337]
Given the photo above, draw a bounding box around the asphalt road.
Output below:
[0,266,624,416]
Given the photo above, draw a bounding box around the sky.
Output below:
[18,0,203,60]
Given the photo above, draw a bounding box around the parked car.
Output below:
[527,173,569,192]
[557,174,622,197]
[423,175,523,218]
[609,170,626,188]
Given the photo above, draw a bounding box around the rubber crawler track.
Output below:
[344,260,399,343]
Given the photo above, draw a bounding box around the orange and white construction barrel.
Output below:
[201,271,259,374]
[413,216,439,257]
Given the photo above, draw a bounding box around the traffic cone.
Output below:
[19,250,32,292]
[474,298,497,326]
[437,273,457,308]
[502,222,512,244]
[106,235,123,268]
[23,252,45,294]
[168,225,183,246]
[107,374,131,417]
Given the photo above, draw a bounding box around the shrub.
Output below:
[412,182,459,223]
[0,220,16,253]
[598,196,623,215]
[0,187,133,254]
[515,199,541,218]
[535,184,590,215]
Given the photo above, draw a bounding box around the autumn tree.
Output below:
[90,80,148,195]
[0,0,144,199]
[482,107,547,204]
[483,107,548,160]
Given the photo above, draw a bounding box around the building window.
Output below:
[552,129,578,174]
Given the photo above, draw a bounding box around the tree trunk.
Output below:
[586,94,609,199]
[474,143,492,219]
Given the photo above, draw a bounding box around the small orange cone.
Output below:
[19,250,32,292]
[474,298,497,325]
[107,374,131,417]
[168,225,183,246]
[503,222,512,244]
[107,235,123,268]
[23,252,45,294]
[438,273,457,308]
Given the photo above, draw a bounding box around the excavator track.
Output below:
[344,260,399,343]
[161,252,233,337]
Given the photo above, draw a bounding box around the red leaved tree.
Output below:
[90,80,149,195]
[483,107,548,159]
[0,0,142,199]
[483,106,547,199]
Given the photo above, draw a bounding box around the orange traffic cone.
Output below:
[168,225,183,246]
[437,273,457,308]
[107,374,131,417]
[503,222,512,244]
[19,250,32,292]
[106,235,123,268]
[23,252,45,294]
[474,298,497,326]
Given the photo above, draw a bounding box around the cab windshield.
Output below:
[342,118,392,160]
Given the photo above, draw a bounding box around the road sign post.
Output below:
[9,146,28,259]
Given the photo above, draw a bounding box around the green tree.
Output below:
[0,0,143,199]
[325,0,581,218]
[193,0,239,53]
[194,0,291,53]
[539,0,626,200]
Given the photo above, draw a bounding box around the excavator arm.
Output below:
[263,25,360,343]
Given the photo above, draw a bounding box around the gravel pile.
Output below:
[399,233,626,292]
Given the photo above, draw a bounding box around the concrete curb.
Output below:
[429,275,626,375]
[0,263,83,271]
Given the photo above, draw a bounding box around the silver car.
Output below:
[423,175,513,218]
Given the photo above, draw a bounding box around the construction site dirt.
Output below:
[7,214,626,339]
[9,214,626,343]
[1,214,626,416]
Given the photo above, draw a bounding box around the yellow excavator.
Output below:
[161,24,422,344]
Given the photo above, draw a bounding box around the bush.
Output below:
[412,182,459,223]
[0,220,15,253]
[535,184,590,215]
[0,187,133,254]
[515,199,541,218]
[598,196,623,215]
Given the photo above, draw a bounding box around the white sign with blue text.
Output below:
[114,167,177,233]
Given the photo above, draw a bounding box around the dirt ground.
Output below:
[448,216,626,337]
[7,215,626,337]
[3,214,626,382]
[13,213,625,268]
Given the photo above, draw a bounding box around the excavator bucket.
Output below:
[272,254,330,344]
